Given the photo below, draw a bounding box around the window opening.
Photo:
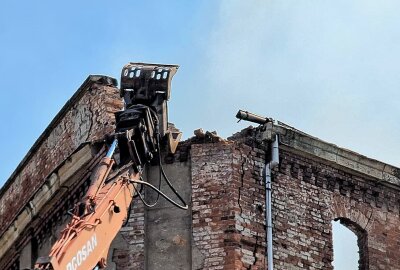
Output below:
[332,218,368,270]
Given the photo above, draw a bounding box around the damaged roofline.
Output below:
[234,109,400,187]
[254,119,400,187]
[0,75,117,198]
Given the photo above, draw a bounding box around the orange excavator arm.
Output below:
[34,63,185,270]
[35,140,139,270]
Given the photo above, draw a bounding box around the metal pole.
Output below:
[265,163,273,270]
[236,110,271,125]
[266,135,279,270]
[234,110,278,270]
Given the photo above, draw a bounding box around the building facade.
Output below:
[0,76,399,270]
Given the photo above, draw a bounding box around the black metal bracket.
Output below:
[118,63,182,157]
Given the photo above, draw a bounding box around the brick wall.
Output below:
[189,132,400,270]
[191,141,266,270]
[2,76,400,270]
[274,147,400,270]
[273,149,334,269]
[5,125,400,269]
[0,76,123,270]
[112,199,146,269]
[0,76,123,237]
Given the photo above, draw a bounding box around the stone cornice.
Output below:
[271,121,400,187]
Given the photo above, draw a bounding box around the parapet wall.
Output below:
[0,76,123,268]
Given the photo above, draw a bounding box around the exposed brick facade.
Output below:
[1,76,400,270]
[113,200,146,269]
[0,76,122,237]
[187,134,400,270]
[275,147,400,270]
[0,76,123,269]
[191,142,266,270]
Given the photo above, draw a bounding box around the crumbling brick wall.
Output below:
[110,141,193,270]
[112,199,146,269]
[2,74,400,270]
[191,141,266,270]
[275,147,400,270]
[106,132,400,270]
[0,76,122,237]
[0,76,123,269]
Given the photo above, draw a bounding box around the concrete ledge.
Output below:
[0,75,116,198]
[0,76,123,238]
[270,122,400,187]
[0,144,94,261]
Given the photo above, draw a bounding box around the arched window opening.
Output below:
[332,218,368,270]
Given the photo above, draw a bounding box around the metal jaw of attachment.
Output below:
[120,62,178,108]
[121,63,179,132]
[116,63,182,169]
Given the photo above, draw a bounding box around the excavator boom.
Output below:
[34,63,182,270]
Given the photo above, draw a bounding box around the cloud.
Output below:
[200,0,400,166]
